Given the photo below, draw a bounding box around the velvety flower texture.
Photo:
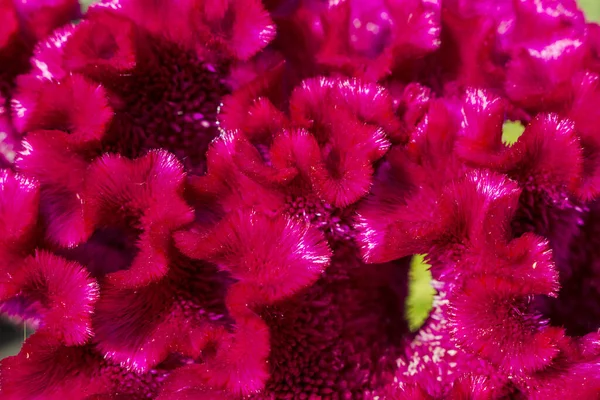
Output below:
[1,0,600,399]
[0,0,81,167]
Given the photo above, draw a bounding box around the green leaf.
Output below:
[579,0,600,22]
[502,120,525,146]
[406,254,436,332]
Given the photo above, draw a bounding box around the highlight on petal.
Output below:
[12,73,113,144]
[30,23,75,81]
[356,169,521,264]
[0,96,19,166]
[63,8,138,77]
[354,148,425,263]
[17,130,94,247]
[505,33,587,110]
[10,250,99,345]
[316,0,441,79]
[0,169,39,258]
[455,88,505,164]
[503,113,582,196]
[0,169,40,298]
[189,0,276,60]
[437,170,522,253]
[84,150,194,288]
[176,209,331,303]
[450,252,563,376]
[447,375,498,400]
[93,279,207,372]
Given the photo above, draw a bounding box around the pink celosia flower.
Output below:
[1,0,600,399]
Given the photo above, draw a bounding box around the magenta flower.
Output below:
[1,0,600,399]
[0,0,80,166]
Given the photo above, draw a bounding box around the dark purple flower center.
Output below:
[100,38,230,175]
[259,248,410,398]
[58,226,140,278]
[283,193,356,244]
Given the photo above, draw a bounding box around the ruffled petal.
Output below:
[505,32,587,111]
[0,332,185,399]
[179,302,271,395]
[12,0,80,42]
[12,73,113,144]
[455,88,505,164]
[176,209,331,303]
[92,247,230,371]
[503,113,582,197]
[201,0,276,61]
[0,333,106,400]
[9,250,99,345]
[17,130,94,247]
[63,9,138,79]
[0,169,39,256]
[567,72,600,200]
[449,246,563,376]
[356,170,521,264]
[0,169,39,298]
[316,0,441,80]
[84,150,194,288]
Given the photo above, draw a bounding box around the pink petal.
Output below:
[13,73,113,144]
[0,0,18,50]
[450,272,563,375]
[84,150,194,288]
[11,250,99,345]
[17,130,94,247]
[191,299,271,395]
[309,143,374,207]
[220,0,276,60]
[503,113,582,196]
[0,333,106,400]
[63,9,138,79]
[505,32,587,111]
[316,0,441,80]
[0,169,39,298]
[12,0,80,42]
[0,169,39,255]
[176,209,331,303]
[93,280,215,372]
[455,88,505,165]
[567,72,600,200]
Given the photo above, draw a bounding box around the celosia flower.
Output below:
[0,0,80,165]
[1,0,600,399]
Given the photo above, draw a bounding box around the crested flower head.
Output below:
[2,0,600,399]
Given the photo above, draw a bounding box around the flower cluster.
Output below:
[0,0,600,399]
